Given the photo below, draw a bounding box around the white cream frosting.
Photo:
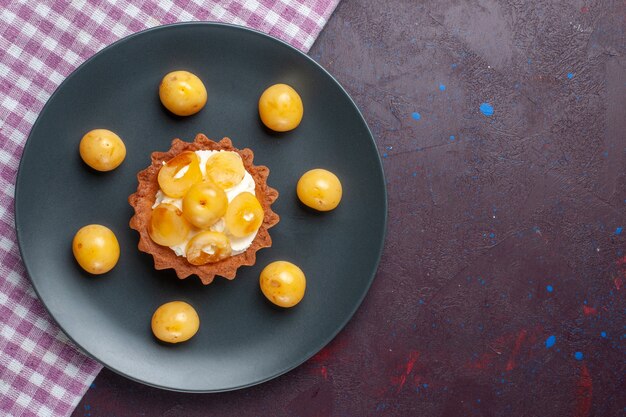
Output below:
[153,150,258,257]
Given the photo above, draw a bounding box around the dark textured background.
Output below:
[74,0,626,415]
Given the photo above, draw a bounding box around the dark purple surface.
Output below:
[74,0,626,416]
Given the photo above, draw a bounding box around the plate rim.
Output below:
[14,21,388,392]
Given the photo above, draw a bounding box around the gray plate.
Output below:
[15,22,387,392]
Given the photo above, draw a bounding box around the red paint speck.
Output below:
[463,326,542,373]
[305,364,331,380]
[573,364,592,417]
[614,278,623,290]
[393,351,419,393]
[505,329,527,371]
[581,6,589,13]
[405,352,418,374]
[582,305,597,316]
[616,256,626,266]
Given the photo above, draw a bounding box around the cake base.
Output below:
[129,134,280,285]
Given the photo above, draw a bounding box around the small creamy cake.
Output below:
[129,135,279,285]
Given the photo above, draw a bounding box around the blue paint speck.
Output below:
[601,331,607,338]
[489,232,495,238]
[423,383,428,388]
[477,399,481,403]
[615,227,623,235]
[480,102,494,117]
[412,172,417,177]
[419,299,425,305]
[439,84,446,91]
[412,112,421,121]
[574,351,584,360]
[545,335,556,348]
[382,153,388,158]
[450,135,455,141]
[527,59,532,65]
[567,72,574,79]
[546,285,554,293]
[451,63,457,69]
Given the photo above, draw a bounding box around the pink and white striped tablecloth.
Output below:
[0,1,339,416]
